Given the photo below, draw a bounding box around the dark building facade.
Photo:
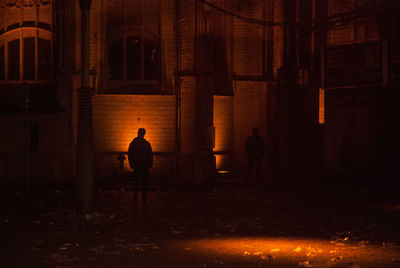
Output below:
[0,0,398,185]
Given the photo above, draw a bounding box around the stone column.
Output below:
[77,0,93,214]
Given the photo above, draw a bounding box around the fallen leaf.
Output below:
[299,260,312,267]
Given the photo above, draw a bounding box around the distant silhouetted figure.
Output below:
[128,128,153,208]
[245,127,266,184]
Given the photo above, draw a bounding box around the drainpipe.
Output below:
[78,0,93,214]
[175,0,182,180]
[24,82,30,188]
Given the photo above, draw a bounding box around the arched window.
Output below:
[0,45,4,80]
[108,29,161,81]
[103,0,162,93]
[0,2,54,82]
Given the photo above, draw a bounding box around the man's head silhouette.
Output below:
[138,128,146,138]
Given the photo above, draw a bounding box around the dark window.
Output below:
[23,37,35,80]
[106,0,161,89]
[108,34,160,82]
[109,39,124,80]
[0,46,4,80]
[38,38,51,80]
[22,21,35,27]
[8,39,20,80]
[126,36,141,80]
[144,38,160,80]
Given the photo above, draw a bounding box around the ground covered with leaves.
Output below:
[1,182,400,267]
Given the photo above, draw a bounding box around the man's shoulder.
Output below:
[144,139,152,148]
[132,137,143,143]
[131,137,151,146]
[129,138,140,149]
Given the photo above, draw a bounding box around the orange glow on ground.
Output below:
[177,237,400,267]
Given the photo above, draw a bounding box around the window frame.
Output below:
[0,27,54,83]
[100,0,165,95]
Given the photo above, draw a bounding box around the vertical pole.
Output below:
[78,0,93,214]
[80,4,90,88]
[262,12,266,78]
[24,83,30,188]
[175,0,182,180]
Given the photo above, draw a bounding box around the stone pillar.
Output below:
[77,0,93,214]
[194,76,215,183]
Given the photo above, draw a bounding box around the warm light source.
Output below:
[319,88,325,125]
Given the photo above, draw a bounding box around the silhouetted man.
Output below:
[128,128,153,208]
[245,127,266,184]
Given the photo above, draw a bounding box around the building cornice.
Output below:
[1,0,51,8]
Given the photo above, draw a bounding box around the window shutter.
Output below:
[38,38,51,80]
[8,39,20,80]
[0,46,4,80]
[23,37,35,80]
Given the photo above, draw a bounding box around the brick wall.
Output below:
[233,81,268,176]
[92,95,177,181]
[38,4,52,25]
[212,82,270,177]
[0,113,68,184]
[327,0,381,45]
[213,95,233,171]
[233,0,264,76]
[179,0,195,71]
[273,0,284,78]
[175,0,197,180]
[68,0,280,182]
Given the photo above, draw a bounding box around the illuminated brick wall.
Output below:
[0,0,285,183]
[69,0,279,182]
[72,0,182,181]
[92,95,177,181]
[213,95,233,171]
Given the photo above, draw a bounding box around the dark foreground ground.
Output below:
[1,180,400,268]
